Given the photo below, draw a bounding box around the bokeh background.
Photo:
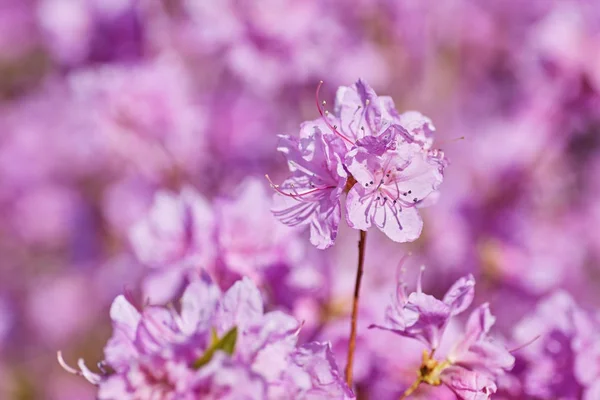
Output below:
[1,1,600,399]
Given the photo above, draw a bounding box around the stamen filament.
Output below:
[265,175,333,200]
[509,334,541,353]
[316,81,355,146]
[57,351,81,376]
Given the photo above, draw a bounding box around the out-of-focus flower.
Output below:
[37,0,143,65]
[69,56,207,178]
[129,185,214,303]
[371,271,513,399]
[573,309,600,400]
[371,270,474,350]
[129,186,214,269]
[0,1,39,61]
[59,273,353,399]
[513,291,589,399]
[147,1,388,93]
[131,178,328,311]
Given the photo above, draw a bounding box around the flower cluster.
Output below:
[128,177,326,317]
[371,270,515,398]
[59,273,353,399]
[270,80,446,249]
[4,1,600,397]
[512,291,600,400]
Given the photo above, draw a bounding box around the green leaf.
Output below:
[217,326,238,355]
[193,326,238,369]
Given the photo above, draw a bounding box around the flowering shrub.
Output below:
[1,1,600,399]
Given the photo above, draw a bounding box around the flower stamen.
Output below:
[265,174,334,200]
[316,81,355,146]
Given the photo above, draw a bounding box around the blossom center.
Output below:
[418,350,450,386]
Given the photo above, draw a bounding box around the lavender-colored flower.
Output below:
[320,80,438,153]
[269,128,348,250]
[129,186,214,268]
[447,304,515,377]
[129,186,214,302]
[151,1,388,94]
[59,273,352,399]
[345,141,445,242]
[371,271,513,400]
[333,79,397,143]
[38,0,143,65]
[214,178,299,283]
[271,79,446,246]
[513,291,589,399]
[371,269,475,350]
[439,366,497,400]
[397,111,437,151]
[572,308,600,400]
[69,57,207,177]
[282,342,356,399]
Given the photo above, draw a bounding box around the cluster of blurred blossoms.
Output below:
[59,275,352,399]
[57,80,513,399]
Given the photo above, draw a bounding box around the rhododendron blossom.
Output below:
[6,1,600,399]
[270,79,447,247]
[371,271,514,399]
[59,273,353,399]
[269,129,347,249]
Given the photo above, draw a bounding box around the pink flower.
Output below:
[440,367,497,400]
[448,304,515,377]
[214,178,299,283]
[371,270,475,350]
[129,186,215,303]
[513,291,590,398]
[334,79,397,143]
[129,186,214,269]
[371,272,513,400]
[59,273,353,398]
[269,128,348,249]
[270,79,446,246]
[345,141,445,242]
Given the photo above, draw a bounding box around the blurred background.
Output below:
[1,0,600,399]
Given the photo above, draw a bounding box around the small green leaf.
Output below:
[193,326,238,369]
[217,326,237,356]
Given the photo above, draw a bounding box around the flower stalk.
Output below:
[344,229,367,386]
